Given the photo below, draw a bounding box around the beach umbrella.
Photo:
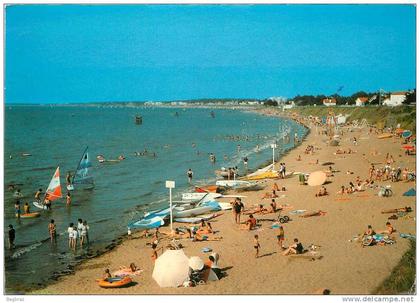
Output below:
[189,256,204,271]
[402,130,412,139]
[152,249,190,288]
[307,171,327,187]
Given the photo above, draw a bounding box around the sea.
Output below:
[4,105,307,293]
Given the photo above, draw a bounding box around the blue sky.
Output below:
[5,4,416,103]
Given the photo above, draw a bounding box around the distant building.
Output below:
[282,101,295,111]
[382,92,407,106]
[323,98,337,106]
[355,97,369,107]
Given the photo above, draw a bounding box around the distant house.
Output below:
[323,98,337,106]
[282,101,295,111]
[355,97,369,107]
[382,92,407,106]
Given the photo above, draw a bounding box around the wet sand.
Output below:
[33,109,416,295]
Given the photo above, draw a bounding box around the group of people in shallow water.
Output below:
[67,219,90,250]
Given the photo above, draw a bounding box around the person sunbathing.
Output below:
[192,230,222,241]
[244,204,269,215]
[197,223,213,235]
[315,186,328,197]
[261,192,272,199]
[282,238,304,256]
[118,263,138,273]
[299,210,326,218]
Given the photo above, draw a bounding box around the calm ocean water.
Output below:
[4,105,307,293]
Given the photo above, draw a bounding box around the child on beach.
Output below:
[254,235,260,258]
[103,269,112,280]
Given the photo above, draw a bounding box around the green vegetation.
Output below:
[374,240,416,295]
[288,106,416,133]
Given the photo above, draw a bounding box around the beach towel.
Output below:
[403,188,416,196]
[289,210,306,215]
[202,247,212,253]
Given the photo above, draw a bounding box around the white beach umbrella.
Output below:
[188,256,204,271]
[152,249,190,288]
[307,171,327,187]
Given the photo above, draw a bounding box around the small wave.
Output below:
[11,242,43,259]
[139,191,153,198]
[31,166,56,172]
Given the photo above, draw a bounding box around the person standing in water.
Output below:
[23,202,30,214]
[8,225,15,249]
[48,219,57,243]
[44,196,52,210]
[14,200,21,218]
[35,188,42,202]
[66,192,71,206]
[187,169,193,184]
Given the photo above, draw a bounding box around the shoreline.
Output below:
[29,108,416,295]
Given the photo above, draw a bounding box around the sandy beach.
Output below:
[34,109,416,295]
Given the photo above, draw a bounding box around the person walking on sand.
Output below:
[187,169,193,184]
[8,224,15,249]
[48,219,57,243]
[254,235,260,258]
[276,226,285,249]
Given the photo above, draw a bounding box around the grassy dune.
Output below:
[287,106,416,133]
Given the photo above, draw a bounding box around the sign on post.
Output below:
[165,180,175,232]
